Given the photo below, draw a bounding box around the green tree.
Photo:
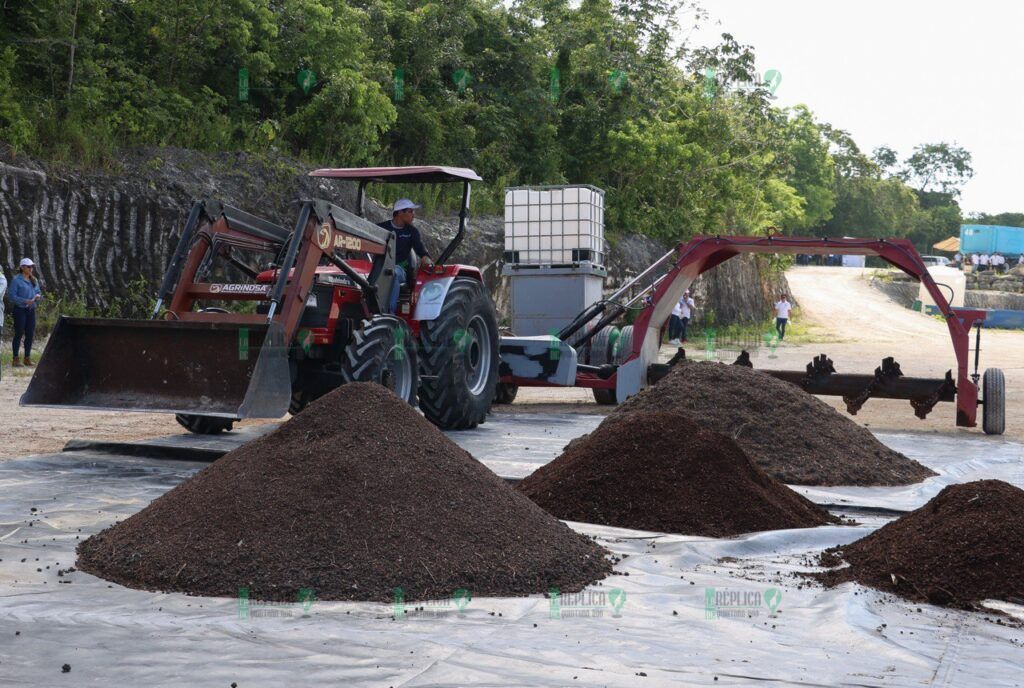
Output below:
[901,142,974,196]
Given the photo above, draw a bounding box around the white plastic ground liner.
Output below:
[0,416,1021,686]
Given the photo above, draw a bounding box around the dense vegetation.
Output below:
[0,0,997,250]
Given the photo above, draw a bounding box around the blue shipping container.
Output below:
[960,225,1024,256]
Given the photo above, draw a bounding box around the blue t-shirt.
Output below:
[377,220,429,268]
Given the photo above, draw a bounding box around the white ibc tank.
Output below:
[918,266,965,308]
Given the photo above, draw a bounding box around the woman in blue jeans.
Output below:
[9,258,43,367]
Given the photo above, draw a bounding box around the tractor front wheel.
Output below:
[341,315,419,405]
[418,279,499,429]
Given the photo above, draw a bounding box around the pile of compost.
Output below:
[614,361,934,486]
[811,480,1024,608]
[517,410,839,536]
[78,383,611,602]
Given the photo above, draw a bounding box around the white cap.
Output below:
[393,198,420,213]
[19,257,34,267]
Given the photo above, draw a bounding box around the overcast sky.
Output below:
[688,0,1022,215]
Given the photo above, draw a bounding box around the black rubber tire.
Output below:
[983,368,1005,435]
[589,326,620,367]
[174,414,235,435]
[592,387,617,405]
[613,325,634,365]
[418,278,500,429]
[341,315,419,405]
[493,382,519,404]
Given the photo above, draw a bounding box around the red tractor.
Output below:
[22,167,501,433]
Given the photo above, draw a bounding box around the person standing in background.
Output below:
[10,258,43,367]
[970,253,980,272]
[953,251,963,269]
[774,293,792,341]
[668,297,683,345]
[678,289,696,343]
[979,253,990,272]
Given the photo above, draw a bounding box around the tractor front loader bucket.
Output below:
[21,317,291,419]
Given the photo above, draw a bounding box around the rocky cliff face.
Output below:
[0,146,785,325]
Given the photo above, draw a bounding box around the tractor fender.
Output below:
[413,276,456,321]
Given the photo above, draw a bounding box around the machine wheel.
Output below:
[175,414,235,435]
[592,387,617,405]
[289,390,310,416]
[589,326,620,367]
[982,368,1005,435]
[418,278,500,429]
[341,315,419,405]
[494,382,519,404]
[613,325,634,365]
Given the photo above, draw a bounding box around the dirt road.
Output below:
[761,267,1024,440]
[0,265,1019,461]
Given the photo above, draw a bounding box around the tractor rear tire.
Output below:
[175,414,235,435]
[494,382,519,404]
[418,278,499,429]
[592,387,617,405]
[982,368,1005,435]
[341,315,419,405]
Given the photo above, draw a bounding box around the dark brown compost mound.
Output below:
[517,410,839,536]
[77,383,611,602]
[811,480,1024,608]
[613,361,934,486]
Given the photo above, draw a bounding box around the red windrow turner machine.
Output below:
[498,236,1005,435]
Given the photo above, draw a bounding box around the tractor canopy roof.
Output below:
[308,166,482,183]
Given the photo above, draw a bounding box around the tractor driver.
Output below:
[378,198,433,313]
